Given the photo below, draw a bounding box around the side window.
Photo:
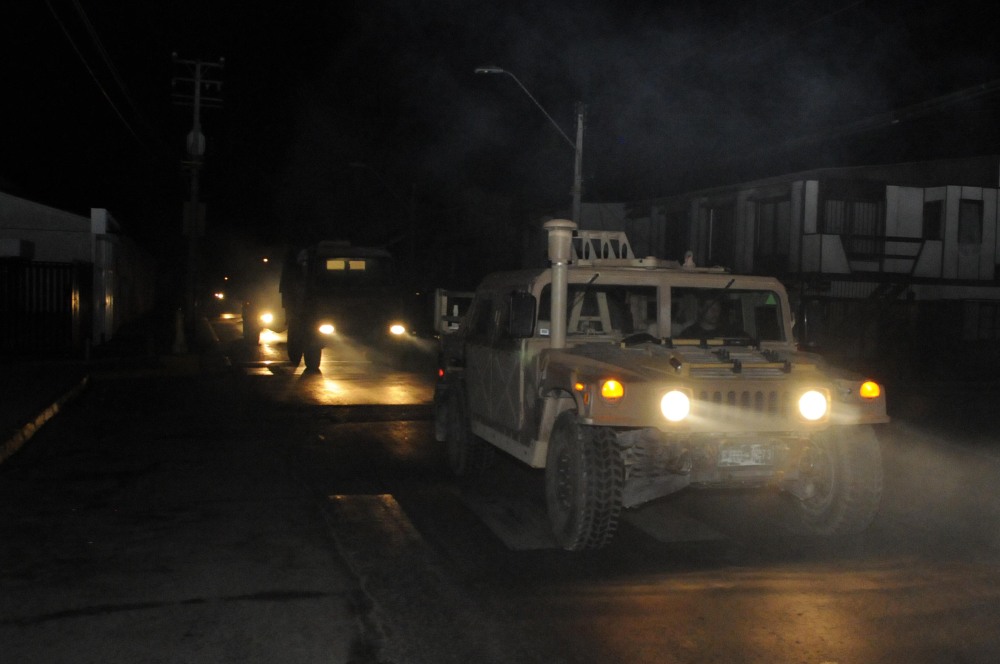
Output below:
[468,296,495,342]
[923,200,944,241]
[495,294,512,340]
[958,199,983,245]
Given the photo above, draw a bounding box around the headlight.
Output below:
[798,390,828,421]
[660,390,691,422]
[259,312,274,325]
[318,323,335,335]
[389,323,407,336]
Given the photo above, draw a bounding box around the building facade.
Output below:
[0,191,154,355]
[624,156,1000,376]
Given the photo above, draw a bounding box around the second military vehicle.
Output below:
[280,241,426,371]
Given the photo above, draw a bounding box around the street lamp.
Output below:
[475,66,585,224]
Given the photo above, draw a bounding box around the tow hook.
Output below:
[784,445,818,500]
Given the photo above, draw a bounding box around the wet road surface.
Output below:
[2,317,999,662]
[233,322,1000,663]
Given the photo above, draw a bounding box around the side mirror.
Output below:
[508,291,536,338]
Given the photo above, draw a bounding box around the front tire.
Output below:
[287,321,304,367]
[792,425,883,536]
[545,412,624,551]
[303,345,322,371]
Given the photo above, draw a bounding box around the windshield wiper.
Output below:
[568,272,600,314]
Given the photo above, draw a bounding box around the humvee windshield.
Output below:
[539,285,656,338]
[671,287,785,341]
[537,284,786,342]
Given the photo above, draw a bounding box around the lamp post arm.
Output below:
[475,65,584,223]
[502,72,577,151]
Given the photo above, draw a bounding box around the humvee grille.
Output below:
[697,389,789,416]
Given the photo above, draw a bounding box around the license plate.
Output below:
[718,443,774,467]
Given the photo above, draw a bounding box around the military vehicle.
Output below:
[280,241,426,371]
[434,219,887,550]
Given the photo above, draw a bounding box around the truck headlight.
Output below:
[389,323,407,336]
[798,390,828,421]
[318,323,335,335]
[660,390,691,422]
[259,312,274,325]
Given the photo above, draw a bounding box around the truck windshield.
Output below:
[315,256,393,287]
[671,287,785,341]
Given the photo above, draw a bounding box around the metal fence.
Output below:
[0,261,92,356]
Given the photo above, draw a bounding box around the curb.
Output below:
[0,375,90,466]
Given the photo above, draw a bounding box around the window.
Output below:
[958,199,983,245]
[468,296,495,341]
[317,255,393,286]
[922,200,943,241]
[706,205,735,267]
[325,259,368,271]
[963,301,1000,341]
[661,209,687,262]
[819,181,886,260]
[755,198,791,273]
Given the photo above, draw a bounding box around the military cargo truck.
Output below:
[434,219,887,550]
[280,241,425,371]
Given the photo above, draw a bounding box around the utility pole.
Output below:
[572,102,586,226]
[172,53,224,328]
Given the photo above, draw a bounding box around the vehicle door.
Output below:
[465,291,527,442]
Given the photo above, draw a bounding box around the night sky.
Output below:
[5,1,1000,286]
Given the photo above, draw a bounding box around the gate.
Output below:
[0,261,92,356]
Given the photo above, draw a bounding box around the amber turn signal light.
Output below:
[859,381,881,399]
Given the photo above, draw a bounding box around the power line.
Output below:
[69,0,144,120]
[43,0,158,160]
[757,76,1000,156]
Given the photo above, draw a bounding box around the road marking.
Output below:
[0,376,89,466]
[324,494,544,664]
[458,489,558,550]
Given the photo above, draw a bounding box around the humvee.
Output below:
[434,219,887,550]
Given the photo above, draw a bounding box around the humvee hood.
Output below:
[549,340,817,381]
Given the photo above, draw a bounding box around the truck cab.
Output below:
[281,241,423,370]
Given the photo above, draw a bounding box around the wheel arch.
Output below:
[533,388,580,466]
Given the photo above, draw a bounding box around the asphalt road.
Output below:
[2,318,1000,663]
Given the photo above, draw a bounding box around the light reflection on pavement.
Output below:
[233,327,435,407]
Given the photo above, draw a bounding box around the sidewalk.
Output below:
[0,330,369,664]
[0,316,229,466]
